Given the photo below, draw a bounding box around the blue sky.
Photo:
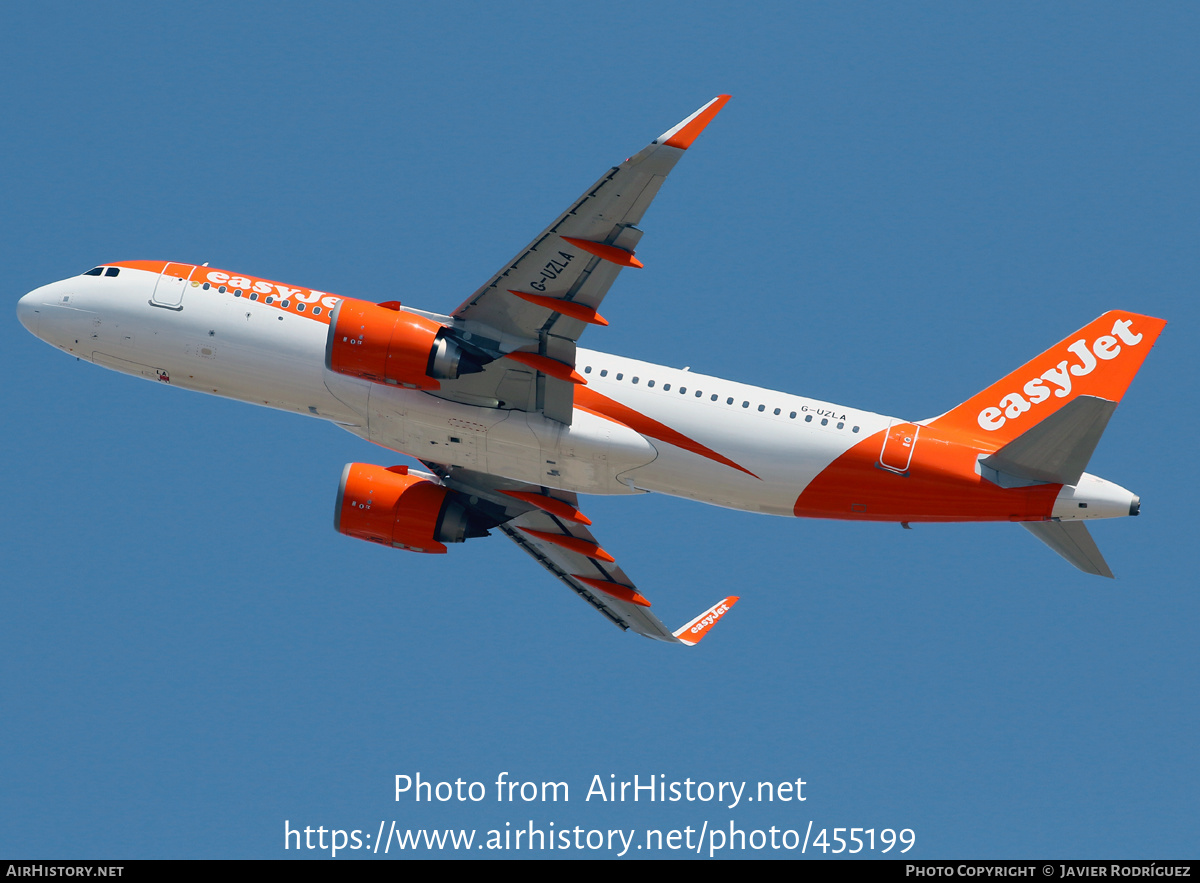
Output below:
[3,2,1197,859]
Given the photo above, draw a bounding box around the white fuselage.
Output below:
[17,264,1132,523]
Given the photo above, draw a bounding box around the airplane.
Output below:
[16,95,1166,646]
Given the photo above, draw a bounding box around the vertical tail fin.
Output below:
[928,311,1166,449]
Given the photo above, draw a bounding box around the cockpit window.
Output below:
[84,267,103,276]
[104,267,120,277]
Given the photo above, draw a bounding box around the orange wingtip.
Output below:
[507,290,609,326]
[518,528,615,563]
[673,596,739,646]
[561,237,643,269]
[663,95,731,150]
[573,575,651,608]
[377,301,402,311]
[503,351,586,384]
[501,491,592,525]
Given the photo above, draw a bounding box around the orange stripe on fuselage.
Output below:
[793,422,1059,522]
[575,386,760,479]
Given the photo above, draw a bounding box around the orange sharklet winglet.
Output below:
[673,596,740,646]
[518,528,615,563]
[560,237,644,269]
[501,491,592,525]
[573,575,651,608]
[506,290,609,326]
[377,301,402,311]
[662,95,731,150]
[503,351,586,385]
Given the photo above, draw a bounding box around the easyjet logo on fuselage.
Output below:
[977,318,1143,431]
[203,271,342,311]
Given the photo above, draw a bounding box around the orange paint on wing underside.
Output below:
[575,387,760,479]
[504,351,586,384]
[507,290,609,326]
[573,576,651,608]
[501,491,591,525]
[519,528,615,563]
[560,237,644,269]
[793,425,1060,522]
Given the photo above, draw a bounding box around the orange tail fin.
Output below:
[928,311,1166,449]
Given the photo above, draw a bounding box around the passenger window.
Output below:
[265,296,274,304]
[249,292,257,300]
[647,380,655,388]
[679,387,686,394]
[727,397,734,405]
[616,373,623,380]
[805,415,813,422]
[600,369,607,377]
[774,408,781,415]
[297,303,306,312]
[584,366,592,373]
[632,376,639,384]
[202,283,210,290]
[821,418,828,426]
[852,426,860,433]
[312,306,320,315]
[758,404,765,412]
[282,301,291,308]
[790,411,796,418]
[663,383,671,391]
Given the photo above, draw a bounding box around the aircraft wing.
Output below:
[441,96,730,424]
[425,462,738,644]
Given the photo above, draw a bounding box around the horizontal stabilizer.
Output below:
[981,395,1117,487]
[1021,521,1114,578]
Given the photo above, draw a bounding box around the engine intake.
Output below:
[334,463,492,554]
[325,298,485,390]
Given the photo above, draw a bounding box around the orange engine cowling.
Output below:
[325,298,485,390]
[334,463,487,554]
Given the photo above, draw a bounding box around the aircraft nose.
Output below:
[16,290,40,336]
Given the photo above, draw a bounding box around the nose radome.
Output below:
[17,290,40,336]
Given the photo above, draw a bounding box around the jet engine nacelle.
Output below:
[325,298,483,390]
[334,463,486,554]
